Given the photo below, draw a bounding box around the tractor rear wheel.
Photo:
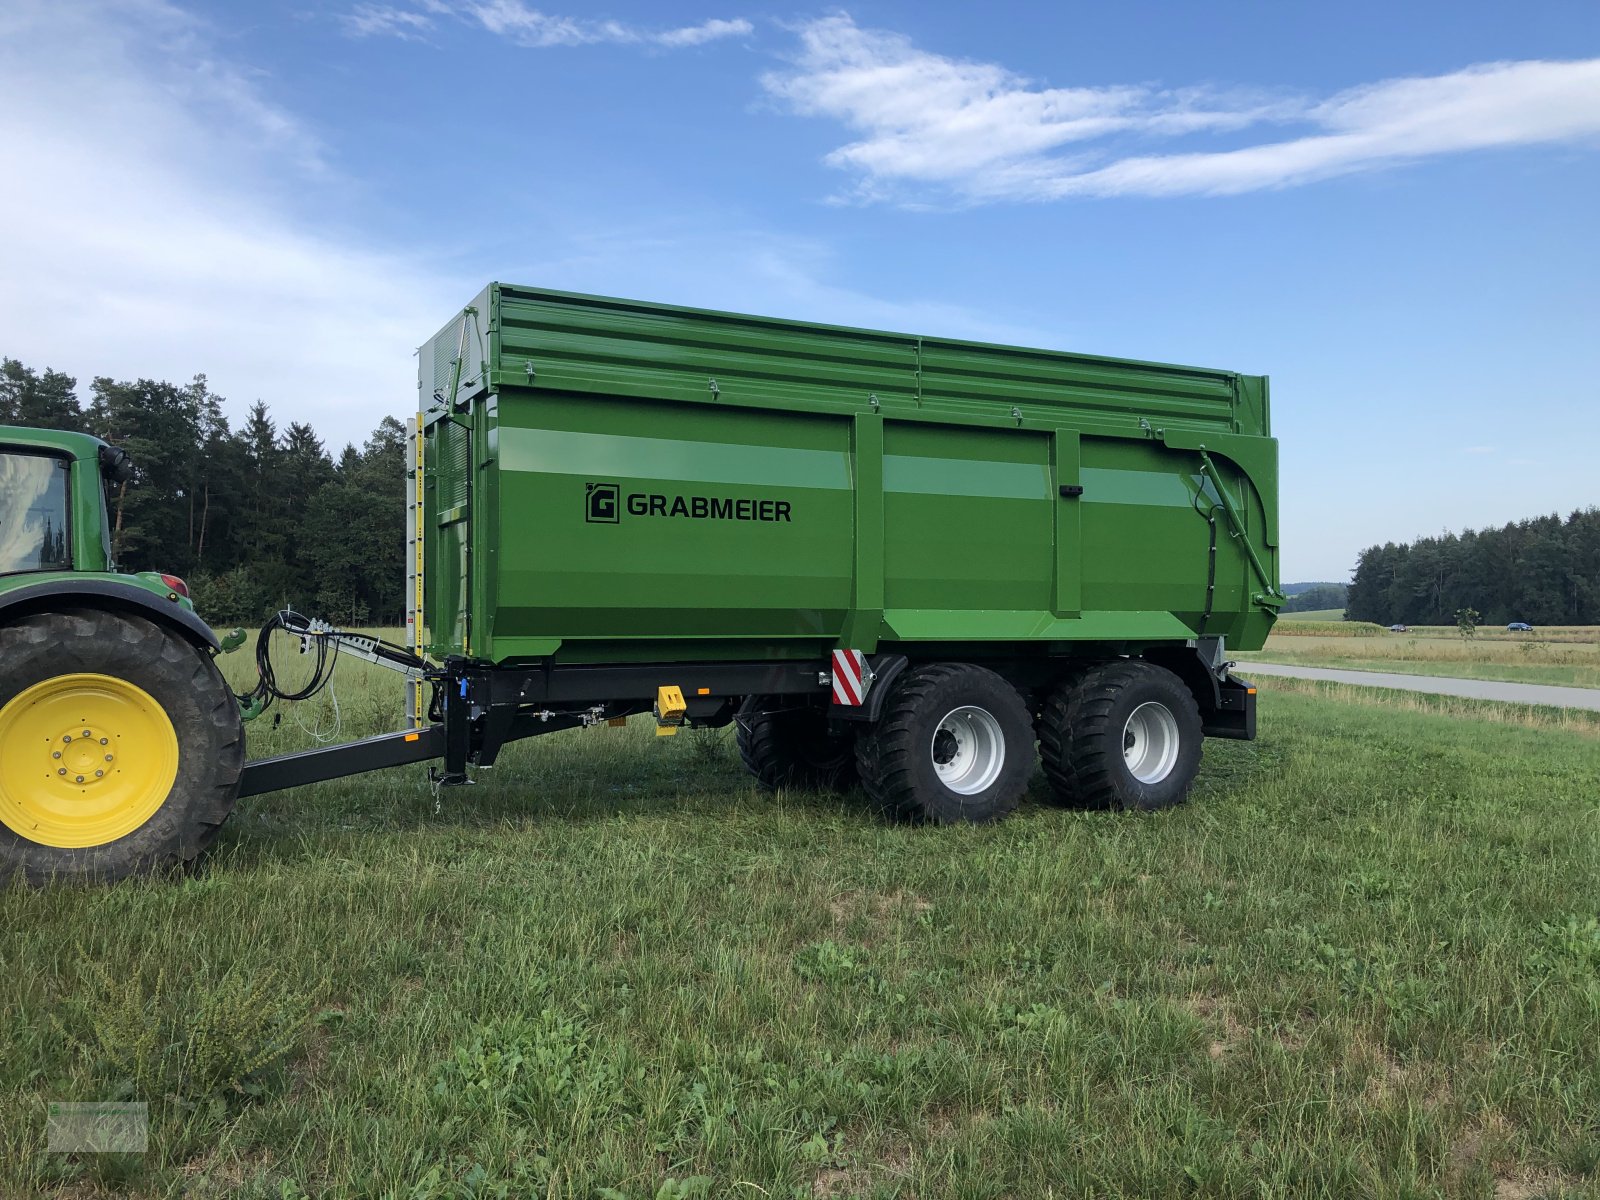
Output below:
[736,697,858,792]
[0,608,244,885]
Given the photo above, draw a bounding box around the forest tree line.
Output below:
[1281,583,1348,613]
[2,356,404,625]
[1345,509,1600,627]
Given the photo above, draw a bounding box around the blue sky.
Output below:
[1,1,1596,580]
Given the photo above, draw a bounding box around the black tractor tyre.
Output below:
[0,608,244,885]
[1038,658,1203,812]
[1026,660,1101,745]
[735,697,859,792]
[855,663,1033,824]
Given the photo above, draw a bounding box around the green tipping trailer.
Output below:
[420,284,1280,666]
[0,284,1278,884]
[410,283,1279,821]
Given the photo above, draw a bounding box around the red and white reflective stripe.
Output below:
[831,649,868,706]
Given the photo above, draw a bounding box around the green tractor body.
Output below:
[0,425,241,883]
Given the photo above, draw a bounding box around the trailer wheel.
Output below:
[1039,659,1202,812]
[735,697,858,792]
[856,664,1032,824]
[0,608,244,885]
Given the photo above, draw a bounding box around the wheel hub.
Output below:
[1122,701,1180,785]
[930,706,1005,796]
[50,724,116,787]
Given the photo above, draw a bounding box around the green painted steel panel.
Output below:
[419,285,1280,666]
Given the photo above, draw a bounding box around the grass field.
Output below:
[1261,621,1389,638]
[1398,627,1600,645]
[4,644,1600,1199]
[1239,628,1600,690]
[1277,608,1347,622]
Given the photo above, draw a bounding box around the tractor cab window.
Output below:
[0,451,71,574]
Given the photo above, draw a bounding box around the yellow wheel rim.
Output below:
[0,673,179,849]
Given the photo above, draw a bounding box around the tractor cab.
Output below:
[0,427,125,576]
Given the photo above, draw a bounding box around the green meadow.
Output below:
[3,648,1598,1199]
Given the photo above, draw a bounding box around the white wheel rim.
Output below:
[1123,701,1180,785]
[931,706,1005,795]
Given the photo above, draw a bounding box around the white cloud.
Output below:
[651,18,753,49]
[341,4,440,42]
[0,0,458,448]
[461,0,603,46]
[343,1,752,50]
[763,14,1600,203]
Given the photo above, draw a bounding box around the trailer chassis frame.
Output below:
[237,641,1255,800]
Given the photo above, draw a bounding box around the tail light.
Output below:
[158,573,190,599]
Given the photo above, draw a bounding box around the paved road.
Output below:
[1238,661,1600,713]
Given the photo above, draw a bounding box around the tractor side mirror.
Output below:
[98,443,135,484]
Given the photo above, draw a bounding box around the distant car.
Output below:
[1507,622,1534,632]
[1388,624,1408,633]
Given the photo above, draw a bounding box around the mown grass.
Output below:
[1249,675,1600,738]
[1239,630,1600,689]
[3,666,1599,1199]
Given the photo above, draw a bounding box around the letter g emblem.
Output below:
[586,482,620,523]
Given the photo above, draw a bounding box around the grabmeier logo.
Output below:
[584,481,793,524]
[585,481,620,524]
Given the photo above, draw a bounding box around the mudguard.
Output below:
[0,578,220,651]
